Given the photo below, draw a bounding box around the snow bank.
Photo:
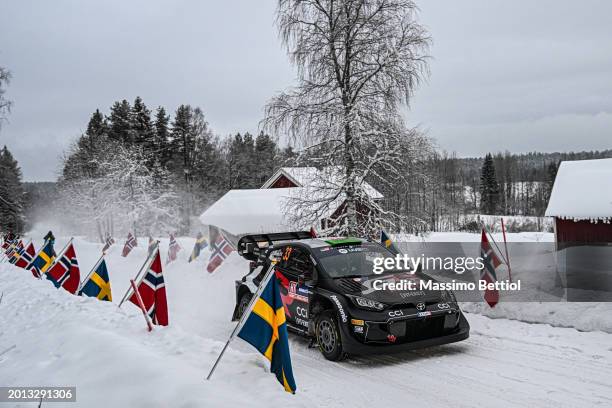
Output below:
[0,243,305,408]
[394,232,612,333]
[462,302,612,334]
[395,231,554,242]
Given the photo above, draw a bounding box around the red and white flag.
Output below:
[480,229,503,308]
[122,232,137,257]
[206,233,234,273]
[47,242,81,294]
[166,233,181,264]
[129,249,168,326]
[15,242,36,269]
[102,234,115,252]
[7,240,24,263]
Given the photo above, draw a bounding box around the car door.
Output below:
[275,246,312,330]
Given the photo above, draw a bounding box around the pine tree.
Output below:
[154,106,171,168]
[108,99,133,144]
[132,96,155,160]
[254,132,278,186]
[225,132,258,189]
[0,146,26,233]
[480,153,500,215]
[63,109,109,181]
[546,161,560,197]
[86,109,107,138]
[169,104,194,185]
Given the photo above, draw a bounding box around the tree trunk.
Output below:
[343,105,357,236]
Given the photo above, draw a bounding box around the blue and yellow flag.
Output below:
[27,240,56,277]
[237,275,297,393]
[381,230,400,255]
[79,258,112,301]
[188,234,208,262]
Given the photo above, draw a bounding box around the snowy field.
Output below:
[1,234,612,407]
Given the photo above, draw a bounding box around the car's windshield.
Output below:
[314,243,400,278]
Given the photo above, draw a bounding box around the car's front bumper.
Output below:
[339,311,470,355]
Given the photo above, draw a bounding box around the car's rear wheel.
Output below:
[237,292,253,318]
[315,311,346,361]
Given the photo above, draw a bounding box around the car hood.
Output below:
[327,272,444,305]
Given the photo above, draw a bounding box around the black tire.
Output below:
[315,310,346,361]
[237,291,253,319]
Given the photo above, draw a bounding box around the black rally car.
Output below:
[232,231,469,361]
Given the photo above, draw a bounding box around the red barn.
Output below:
[262,167,383,231]
[545,158,612,249]
[200,167,383,236]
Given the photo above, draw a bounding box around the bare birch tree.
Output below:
[264,0,431,236]
[0,67,12,128]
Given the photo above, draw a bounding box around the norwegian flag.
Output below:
[206,233,234,273]
[102,234,115,252]
[166,233,181,264]
[129,248,168,326]
[480,229,503,308]
[7,240,24,264]
[4,239,18,258]
[122,232,137,257]
[47,242,81,294]
[1,235,14,250]
[15,242,35,269]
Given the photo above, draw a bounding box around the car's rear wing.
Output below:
[237,231,313,261]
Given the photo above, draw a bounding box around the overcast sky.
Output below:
[1,0,611,181]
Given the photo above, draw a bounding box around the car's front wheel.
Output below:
[315,311,346,361]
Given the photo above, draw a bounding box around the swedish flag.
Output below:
[381,230,400,255]
[79,258,112,301]
[189,234,208,262]
[237,275,297,393]
[28,240,56,277]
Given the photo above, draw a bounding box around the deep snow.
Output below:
[1,234,612,407]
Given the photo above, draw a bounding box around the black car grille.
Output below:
[388,300,439,310]
[363,314,455,344]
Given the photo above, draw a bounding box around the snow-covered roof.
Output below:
[545,158,612,223]
[199,188,308,235]
[261,166,383,200]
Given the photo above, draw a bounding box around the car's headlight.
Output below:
[347,295,387,311]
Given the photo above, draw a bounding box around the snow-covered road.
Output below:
[1,236,611,407]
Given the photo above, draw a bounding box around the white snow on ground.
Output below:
[397,231,554,242]
[1,235,612,407]
[461,302,612,334]
[397,232,612,333]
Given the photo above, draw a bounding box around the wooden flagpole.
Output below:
[501,218,513,282]
[206,262,276,381]
[130,279,153,332]
[118,241,159,307]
